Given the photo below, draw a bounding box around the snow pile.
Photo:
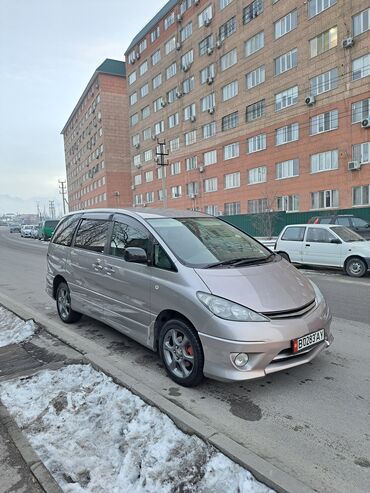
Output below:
[0,306,35,347]
[0,365,272,493]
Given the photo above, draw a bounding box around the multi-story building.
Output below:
[62,59,131,211]
[125,0,370,215]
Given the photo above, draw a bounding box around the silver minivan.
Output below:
[46,209,333,387]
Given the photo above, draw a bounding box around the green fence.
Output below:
[222,207,370,237]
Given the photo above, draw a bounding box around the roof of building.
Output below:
[61,59,126,135]
[125,0,177,54]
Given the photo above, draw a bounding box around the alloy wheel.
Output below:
[162,328,195,379]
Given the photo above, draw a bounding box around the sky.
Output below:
[0,0,168,214]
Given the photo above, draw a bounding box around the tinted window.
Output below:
[306,227,336,243]
[44,220,59,228]
[153,243,174,270]
[53,215,81,246]
[330,227,365,242]
[110,219,149,257]
[336,217,351,226]
[281,227,306,241]
[74,219,109,253]
[319,217,332,224]
[352,217,368,227]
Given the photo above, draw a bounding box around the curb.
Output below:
[0,293,316,493]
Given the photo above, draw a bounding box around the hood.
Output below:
[194,258,315,314]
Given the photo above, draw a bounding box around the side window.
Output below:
[306,227,335,243]
[352,217,367,227]
[153,243,174,270]
[320,218,332,224]
[281,227,306,241]
[336,217,351,227]
[53,215,81,246]
[110,220,149,257]
[74,219,109,253]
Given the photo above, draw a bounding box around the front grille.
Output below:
[272,345,317,362]
[262,299,316,320]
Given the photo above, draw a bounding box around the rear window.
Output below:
[53,215,81,246]
[281,227,306,241]
[44,220,59,228]
[74,219,109,253]
[319,218,332,224]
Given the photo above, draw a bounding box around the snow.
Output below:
[0,364,272,493]
[0,306,35,347]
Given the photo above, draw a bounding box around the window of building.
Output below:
[187,182,199,196]
[276,159,299,179]
[248,166,267,184]
[157,166,166,179]
[352,142,370,164]
[183,103,196,121]
[352,98,370,123]
[180,21,193,42]
[243,0,264,25]
[202,122,216,139]
[134,174,142,186]
[204,177,218,193]
[275,122,299,145]
[168,112,179,128]
[311,150,338,173]
[185,130,197,146]
[186,156,197,171]
[166,62,177,79]
[275,86,298,111]
[224,142,239,160]
[151,50,161,66]
[130,92,138,105]
[181,49,194,70]
[153,97,164,112]
[220,48,237,71]
[245,31,264,57]
[311,189,339,209]
[130,113,139,126]
[353,185,370,206]
[141,105,151,119]
[200,64,215,84]
[222,112,239,131]
[145,170,153,182]
[139,60,148,76]
[198,5,213,27]
[353,8,370,36]
[310,27,337,57]
[171,162,181,175]
[246,99,265,122]
[164,11,175,30]
[248,199,268,213]
[199,34,214,56]
[204,149,217,165]
[128,71,137,85]
[274,10,297,39]
[154,120,165,135]
[140,83,149,98]
[308,0,336,18]
[248,134,266,153]
[171,185,182,198]
[246,66,265,89]
[219,16,237,41]
[352,54,370,80]
[144,149,153,162]
[169,137,180,152]
[182,75,195,95]
[152,73,162,90]
[310,68,338,96]
[274,48,297,75]
[157,189,165,201]
[143,127,151,140]
[204,205,219,215]
[146,191,154,203]
[310,109,338,135]
[166,87,177,103]
[224,202,240,215]
[222,80,238,101]
[150,26,160,43]
[139,39,147,53]
[165,37,176,55]
[277,195,299,212]
[224,172,240,189]
[201,93,215,112]
[220,0,233,9]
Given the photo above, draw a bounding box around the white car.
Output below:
[275,224,370,277]
[20,225,34,238]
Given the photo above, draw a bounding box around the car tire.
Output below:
[56,282,82,323]
[278,252,290,262]
[345,257,367,278]
[159,318,204,387]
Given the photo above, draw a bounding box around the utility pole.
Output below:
[155,139,169,208]
[49,200,55,219]
[58,180,68,215]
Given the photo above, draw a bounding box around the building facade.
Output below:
[125,0,370,215]
[62,59,132,211]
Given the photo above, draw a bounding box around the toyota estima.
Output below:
[47,209,333,387]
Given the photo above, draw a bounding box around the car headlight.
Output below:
[309,280,324,304]
[196,292,269,322]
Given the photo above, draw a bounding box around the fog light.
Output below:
[234,353,249,368]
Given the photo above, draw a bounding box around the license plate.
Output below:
[292,329,325,353]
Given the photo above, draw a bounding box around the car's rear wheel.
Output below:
[159,319,204,387]
[56,282,82,323]
[345,257,367,277]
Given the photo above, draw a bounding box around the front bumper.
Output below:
[198,300,333,382]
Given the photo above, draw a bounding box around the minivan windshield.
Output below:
[330,226,365,242]
[147,217,273,268]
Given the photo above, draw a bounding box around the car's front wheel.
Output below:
[159,318,204,387]
[56,282,82,323]
[345,257,367,277]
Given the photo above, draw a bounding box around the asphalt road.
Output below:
[0,227,369,493]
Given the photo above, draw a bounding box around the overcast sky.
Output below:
[0,0,167,213]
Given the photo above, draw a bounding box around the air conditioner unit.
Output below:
[361,118,370,128]
[134,143,140,149]
[135,52,141,60]
[206,76,214,85]
[131,185,136,190]
[177,13,183,23]
[199,166,205,173]
[348,160,361,171]
[194,0,200,5]
[305,95,316,106]
[190,115,196,122]
[341,37,354,49]
[207,47,214,55]
[160,100,167,107]
[208,107,215,115]
[152,134,157,140]
[176,41,182,51]
[134,163,142,169]
[216,39,222,49]
[176,90,183,99]
[189,193,196,199]
[182,63,190,72]
[204,18,211,27]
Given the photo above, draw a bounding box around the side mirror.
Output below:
[330,238,341,244]
[124,247,148,264]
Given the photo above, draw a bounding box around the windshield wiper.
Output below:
[205,254,274,269]
[232,253,275,267]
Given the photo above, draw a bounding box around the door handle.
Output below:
[305,244,311,247]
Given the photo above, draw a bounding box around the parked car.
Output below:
[31,225,39,238]
[20,225,34,238]
[9,223,21,233]
[275,224,370,277]
[308,214,370,239]
[46,209,332,387]
[38,220,59,241]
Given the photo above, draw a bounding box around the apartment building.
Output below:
[125,0,370,215]
[62,59,131,211]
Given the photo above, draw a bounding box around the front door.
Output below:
[302,227,342,267]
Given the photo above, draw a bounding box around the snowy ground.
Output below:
[0,305,35,347]
[0,364,272,493]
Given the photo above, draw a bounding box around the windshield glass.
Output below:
[330,226,365,242]
[147,217,271,267]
